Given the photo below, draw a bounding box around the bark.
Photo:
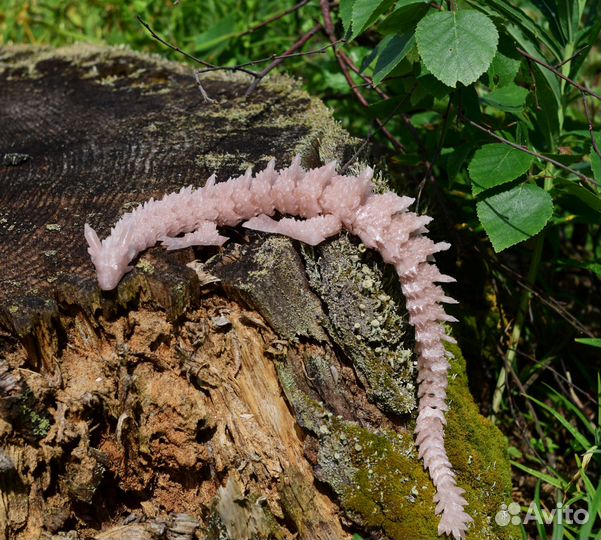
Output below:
[0,45,516,540]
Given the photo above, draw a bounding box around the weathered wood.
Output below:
[0,45,516,540]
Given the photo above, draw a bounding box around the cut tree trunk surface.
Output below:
[0,45,516,540]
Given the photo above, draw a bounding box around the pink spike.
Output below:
[84,157,469,537]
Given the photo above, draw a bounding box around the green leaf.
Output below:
[575,338,601,349]
[481,83,529,114]
[557,259,601,277]
[373,33,415,84]
[488,50,521,87]
[469,144,533,195]
[367,94,412,118]
[465,0,562,61]
[476,183,553,252]
[411,73,452,106]
[526,394,592,451]
[339,0,355,36]
[192,13,238,53]
[555,180,601,213]
[511,461,566,490]
[379,1,429,35]
[415,10,498,88]
[351,0,394,40]
[464,0,563,110]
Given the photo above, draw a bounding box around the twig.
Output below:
[491,254,595,337]
[459,112,599,190]
[340,88,415,172]
[553,45,588,69]
[137,16,256,77]
[491,231,545,419]
[238,0,310,37]
[581,89,601,162]
[194,70,216,104]
[195,40,341,73]
[505,355,554,462]
[140,15,337,100]
[245,23,322,97]
[517,47,601,101]
[417,96,453,210]
[338,50,426,153]
[320,0,405,153]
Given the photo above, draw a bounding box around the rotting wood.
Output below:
[0,45,516,540]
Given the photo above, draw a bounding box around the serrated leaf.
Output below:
[415,10,498,88]
[481,83,529,114]
[373,33,415,84]
[476,183,553,252]
[469,143,533,194]
[488,50,521,87]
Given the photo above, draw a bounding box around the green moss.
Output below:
[136,259,155,275]
[444,343,520,540]
[18,388,52,438]
[278,342,516,539]
[324,422,439,540]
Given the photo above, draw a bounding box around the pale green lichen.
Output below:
[136,259,155,275]
[302,234,416,415]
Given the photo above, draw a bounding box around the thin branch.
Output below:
[478,245,596,337]
[196,39,341,73]
[245,23,322,97]
[140,15,338,99]
[417,96,453,210]
[320,0,405,153]
[137,16,256,77]
[581,89,601,162]
[337,50,426,153]
[340,87,416,172]
[193,70,216,104]
[459,112,599,190]
[238,0,310,37]
[553,45,588,69]
[517,47,601,101]
[505,356,554,462]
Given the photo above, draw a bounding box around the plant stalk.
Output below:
[490,231,545,420]
[490,174,552,420]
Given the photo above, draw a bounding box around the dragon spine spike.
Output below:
[84,156,468,538]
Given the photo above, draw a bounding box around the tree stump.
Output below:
[0,45,516,540]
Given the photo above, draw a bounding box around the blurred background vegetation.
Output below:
[2,1,600,538]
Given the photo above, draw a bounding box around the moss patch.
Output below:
[278,343,516,540]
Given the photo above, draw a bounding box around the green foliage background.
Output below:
[2,0,601,538]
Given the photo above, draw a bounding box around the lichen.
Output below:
[302,234,416,415]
